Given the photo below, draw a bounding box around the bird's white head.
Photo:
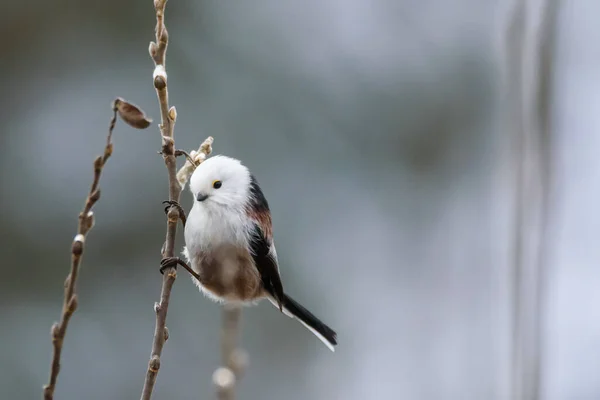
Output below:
[189,155,251,210]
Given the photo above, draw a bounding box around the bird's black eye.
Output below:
[212,180,222,189]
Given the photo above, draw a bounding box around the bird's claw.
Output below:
[162,200,179,215]
[159,257,179,274]
[173,149,197,166]
[157,149,196,166]
[159,256,202,282]
[162,200,187,226]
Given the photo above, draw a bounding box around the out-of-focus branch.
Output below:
[43,98,151,400]
[213,305,249,400]
[503,2,527,398]
[523,1,560,399]
[503,0,560,399]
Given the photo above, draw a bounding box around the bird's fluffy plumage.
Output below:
[184,155,276,303]
[182,155,337,351]
[189,155,252,212]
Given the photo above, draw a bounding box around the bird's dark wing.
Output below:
[248,223,284,309]
[246,174,284,309]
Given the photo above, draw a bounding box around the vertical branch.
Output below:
[504,0,560,398]
[503,2,527,398]
[140,2,214,397]
[140,1,180,398]
[43,98,151,399]
[213,305,249,400]
[526,0,560,398]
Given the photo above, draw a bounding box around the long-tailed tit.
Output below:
[160,155,337,351]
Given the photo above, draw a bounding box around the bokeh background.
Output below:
[2,0,596,399]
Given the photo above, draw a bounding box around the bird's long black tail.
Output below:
[278,294,338,352]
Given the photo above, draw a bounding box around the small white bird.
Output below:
[160,155,337,351]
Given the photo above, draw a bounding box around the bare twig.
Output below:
[43,98,150,400]
[140,1,213,398]
[140,1,178,397]
[213,305,249,400]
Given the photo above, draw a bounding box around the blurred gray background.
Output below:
[2,0,596,399]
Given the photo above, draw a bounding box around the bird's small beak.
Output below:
[196,193,209,202]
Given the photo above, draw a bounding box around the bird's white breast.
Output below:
[184,202,251,257]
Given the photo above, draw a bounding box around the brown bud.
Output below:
[93,156,103,171]
[149,41,158,58]
[113,97,152,129]
[154,75,166,90]
[160,27,169,43]
[163,326,170,342]
[50,322,60,339]
[71,239,84,256]
[168,106,177,122]
[84,211,95,231]
[67,295,78,313]
[149,355,161,372]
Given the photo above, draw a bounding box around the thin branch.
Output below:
[43,98,150,399]
[520,0,560,398]
[140,0,177,397]
[504,2,527,398]
[213,305,249,400]
[140,0,213,398]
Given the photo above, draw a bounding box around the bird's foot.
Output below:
[173,149,196,165]
[159,256,202,282]
[157,149,196,165]
[159,256,181,274]
[162,200,186,226]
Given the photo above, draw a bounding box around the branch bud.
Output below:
[149,355,161,372]
[149,41,158,58]
[93,156,103,172]
[67,295,78,313]
[153,65,167,90]
[50,322,60,339]
[168,106,177,122]
[84,211,95,231]
[72,234,85,255]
